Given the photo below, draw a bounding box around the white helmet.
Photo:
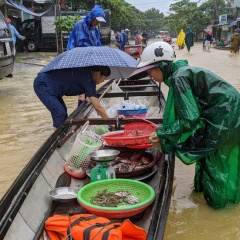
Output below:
[137,41,175,68]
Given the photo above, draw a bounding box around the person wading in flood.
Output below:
[185,27,194,53]
[128,41,240,209]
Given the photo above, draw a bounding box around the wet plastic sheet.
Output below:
[156,60,240,209]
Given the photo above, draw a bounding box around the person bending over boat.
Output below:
[33,66,111,130]
[128,41,240,209]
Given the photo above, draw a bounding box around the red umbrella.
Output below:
[204,29,213,36]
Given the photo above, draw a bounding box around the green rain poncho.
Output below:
[185,27,194,52]
[157,60,240,209]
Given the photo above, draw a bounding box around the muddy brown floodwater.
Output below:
[0,41,240,239]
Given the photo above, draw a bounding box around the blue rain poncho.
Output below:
[157,60,240,209]
[67,5,104,50]
[7,23,23,45]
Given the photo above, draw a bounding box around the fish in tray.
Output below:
[110,151,154,174]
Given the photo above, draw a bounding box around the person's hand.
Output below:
[21,36,25,40]
[79,94,90,102]
[78,94,85,101]
[150,132,161,148]
[149,132,160,143]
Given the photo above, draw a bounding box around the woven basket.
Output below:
[77,179,155,218]
[124,122,156,136]
[101,122,157,147]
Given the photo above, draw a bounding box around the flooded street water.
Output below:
[0,41,240,239]
[0,52,77,197]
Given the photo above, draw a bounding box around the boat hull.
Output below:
[0,78,175,240]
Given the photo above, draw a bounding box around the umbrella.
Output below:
[40,46,138,79]
[204,29,213,36]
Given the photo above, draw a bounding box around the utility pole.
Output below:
[55,0,62,54]
[214,0,218,24]
[236,6,240,19]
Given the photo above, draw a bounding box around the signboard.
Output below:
[222,25,229,31]
[41,16,55,34]
[219,14,227,25]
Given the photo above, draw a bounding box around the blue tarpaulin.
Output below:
[230,20,238,26]
[4,0,53,17]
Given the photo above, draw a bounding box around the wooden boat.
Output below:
[213,45,230,50]
[0,78,175,240]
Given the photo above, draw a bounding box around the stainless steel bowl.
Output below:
[49,187,78,203]
[89,149,120,162]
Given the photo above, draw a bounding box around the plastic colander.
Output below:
[77,179,155,218]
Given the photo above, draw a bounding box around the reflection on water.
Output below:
[0,45,240,239]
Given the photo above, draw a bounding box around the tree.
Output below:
[164,0,222,40]
[144,8,165,34]
[54,15,82,33]
[199,0,234,23]
[61,0,163,34]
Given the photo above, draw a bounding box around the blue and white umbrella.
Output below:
[40,46,138,79]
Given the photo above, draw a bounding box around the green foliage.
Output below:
[199,0,233,17]
[58,0,237,36]
[165,0,235,37]
[144,8,164,32]
[64,0,88,10]
[54,15,82,33]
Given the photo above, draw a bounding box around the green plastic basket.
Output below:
[77,179,155,218]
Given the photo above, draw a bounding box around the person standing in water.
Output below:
[128,41,240,209]
[177,29,185,50]
[230,28,240,56]
[185,27,194,53]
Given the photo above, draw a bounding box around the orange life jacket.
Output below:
[45,213,147,240]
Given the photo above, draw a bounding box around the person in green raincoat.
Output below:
[128,41,240,209]
[185,27,194,52]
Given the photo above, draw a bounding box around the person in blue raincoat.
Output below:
[67,5,106,106]
[5,17,25,77]
[118,30,126,51]
[128,41,240,209]
[5,17,25,46]
[67,5,105,50]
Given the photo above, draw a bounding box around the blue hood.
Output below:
[85,5,105,26]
